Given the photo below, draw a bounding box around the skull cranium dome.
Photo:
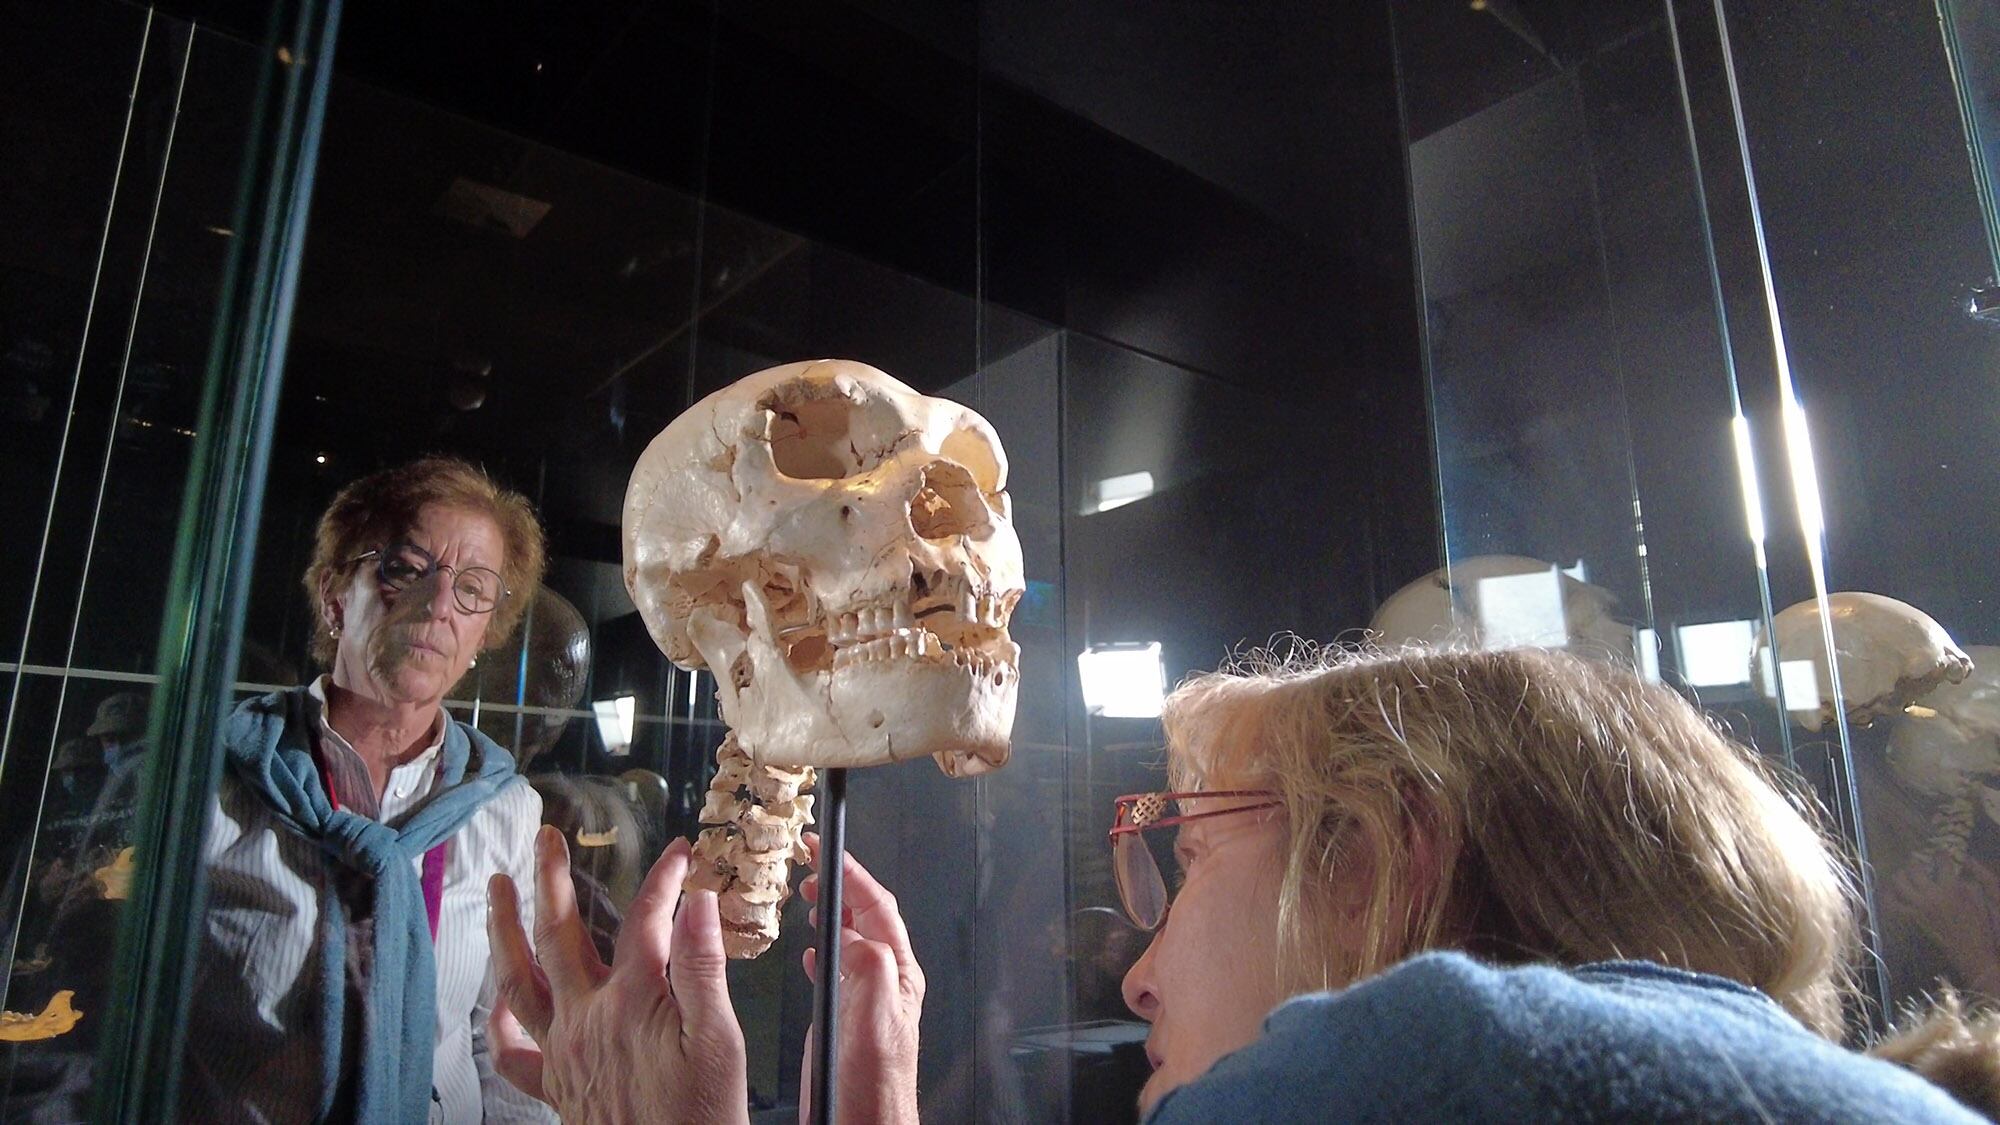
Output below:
[1368,554,1633,664]
[623,359,1024,775]
[1754,592,1973,732]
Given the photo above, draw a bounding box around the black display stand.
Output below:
[809,766,847,1125]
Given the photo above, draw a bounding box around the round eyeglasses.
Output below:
[1108,790,1280,931]
[349,540,509,615]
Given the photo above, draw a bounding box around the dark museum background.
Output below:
[2,0,1996,1119]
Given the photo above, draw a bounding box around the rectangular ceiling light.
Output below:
[1472,569,1566,650]
[592,695,637,756]
[1674,619,1756,687]
[1078,642,1166,718]
[1776,659,1823,719]
[1087,471,1155,514]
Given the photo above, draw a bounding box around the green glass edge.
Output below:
[92,1,344,1120]
[1938,0,2000,280]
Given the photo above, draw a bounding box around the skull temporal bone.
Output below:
[624,359,1024,775]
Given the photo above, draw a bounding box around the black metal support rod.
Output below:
[809,766,847,1125]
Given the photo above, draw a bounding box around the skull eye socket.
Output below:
[939,426,1002,493]
[911,463,989,540]
[765,399,863,480]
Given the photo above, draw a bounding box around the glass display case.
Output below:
[1,0,1994,1120]
[0,0,333,1117]
[1394,0,2000,1022]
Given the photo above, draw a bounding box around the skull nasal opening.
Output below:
[765,398,862,480]
[910,462,989,540]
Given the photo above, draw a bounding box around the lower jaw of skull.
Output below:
[816,649,1019,773]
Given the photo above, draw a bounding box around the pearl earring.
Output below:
[330,625,341,638]
[469,656,478,669]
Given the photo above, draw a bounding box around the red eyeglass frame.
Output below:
[1108,790,1282,930]
[1108,790,1282,836]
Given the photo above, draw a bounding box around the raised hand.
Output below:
[797,833,924,1125]
[487,826,751,1125]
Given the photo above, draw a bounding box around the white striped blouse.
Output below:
[181,678,557,1124]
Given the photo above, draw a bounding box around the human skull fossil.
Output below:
[1368,554,1633,664]
[1753,592,1972,732]
[624,358,1024,775]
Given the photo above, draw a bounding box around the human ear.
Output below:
[1331,791,1451,934]
[318,570,345,635]
[1391,786,1456,947]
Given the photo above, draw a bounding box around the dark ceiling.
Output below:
[151,0,1423,362]
[8,0,1445,603]
[89,0,1441,475]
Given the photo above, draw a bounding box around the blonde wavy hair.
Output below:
[1164,643,1857,1031]
[1161,643,2000,1115]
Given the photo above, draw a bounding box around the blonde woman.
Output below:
[486,646,1999,1122]
[1109,645,1994,1120]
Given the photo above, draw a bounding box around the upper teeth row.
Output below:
[833,602,915,644]
[830,593,1006,644]
[829,629,1019,678]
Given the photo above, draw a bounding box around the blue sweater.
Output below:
[1146,952,1978,1123]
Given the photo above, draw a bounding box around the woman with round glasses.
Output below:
[183,456,556,1124]
[487,644,1997,1123]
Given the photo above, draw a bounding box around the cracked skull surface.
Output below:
[625,358,1024,954]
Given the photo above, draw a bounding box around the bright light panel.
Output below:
[1089,471,1155,514]
[1777,659,1823,717]
[1731,414,1768,555]
[1675,619,1756,687]
[593,695,637,756]
[1078,643,1165,718]
[1473,570,1566,649]
[1781,398,1826,543]
[1636,627,1661,683]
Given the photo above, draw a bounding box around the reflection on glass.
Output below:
[1672,618,1756,688]
[1936,0,2000,290]
[1368,554,1634,665]
[1085,471,1155,515]
[0,2,267,1116]
[1397,0,2000,1027]
[204,41,1078,1110]
[591,696,636,757]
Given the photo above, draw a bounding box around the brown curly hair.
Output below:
[303,455,546,666]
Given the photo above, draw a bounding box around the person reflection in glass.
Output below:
[4,691,154,1119]
[182,456,555,1124]
[27,691,151,942]
[39,691,150,886]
